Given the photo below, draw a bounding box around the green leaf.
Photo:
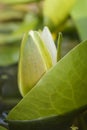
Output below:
[71,0,87,40]
[43,0,76,27]
[7,40,87,122]
[0,44,19,66]
[57,32,62,61]
[0,126,8,130]
[7,112,79,130]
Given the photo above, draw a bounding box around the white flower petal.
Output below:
[41,27,57,65]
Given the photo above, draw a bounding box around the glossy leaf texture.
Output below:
[71,0,87,40]
[7,40,87,122]
[43,0,76,27]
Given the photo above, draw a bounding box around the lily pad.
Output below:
[7,40,87,123]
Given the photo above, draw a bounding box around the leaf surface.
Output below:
[7,41,87,120]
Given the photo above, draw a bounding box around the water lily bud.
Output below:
[18,27,57,96]
[41,27,57,65]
